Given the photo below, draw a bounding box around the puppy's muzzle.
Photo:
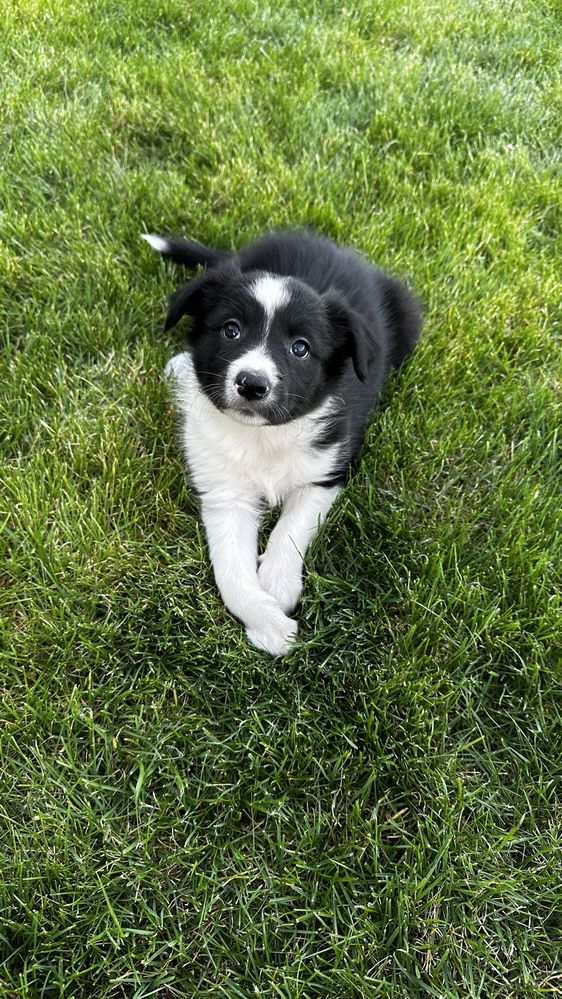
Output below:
[235,370,271,401]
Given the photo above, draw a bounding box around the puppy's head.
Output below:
[163,262,370,425]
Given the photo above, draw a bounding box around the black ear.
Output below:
[164,272,208,331]
[324,293,372,381]
[164,260,239,332]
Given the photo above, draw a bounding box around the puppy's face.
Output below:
[165,265,369,425]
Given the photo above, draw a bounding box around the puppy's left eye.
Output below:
[290,339,310,358]
[223,321,241,339]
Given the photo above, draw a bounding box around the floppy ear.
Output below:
[323,293,372,381]
[164,261,239,332]
[164,271,209,331]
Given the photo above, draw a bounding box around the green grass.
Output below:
[1,0,561,995]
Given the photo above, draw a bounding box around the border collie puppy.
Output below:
[144,230,422,656]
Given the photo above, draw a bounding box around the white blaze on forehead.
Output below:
[250,274,290,330]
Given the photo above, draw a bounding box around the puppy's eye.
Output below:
[290,339,310,358]
[223,321,241,340]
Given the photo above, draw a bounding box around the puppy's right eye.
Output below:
[223,321,241,340]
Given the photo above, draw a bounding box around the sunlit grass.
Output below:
[1,0,561,995]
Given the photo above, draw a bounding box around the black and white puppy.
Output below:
[144,229,422,655]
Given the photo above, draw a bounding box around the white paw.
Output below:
[246,612,298,657]
[258,552,303,614]
[164,353,190,382]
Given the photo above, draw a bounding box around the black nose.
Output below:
[235,370,271,400]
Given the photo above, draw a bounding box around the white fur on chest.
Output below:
[166,353,340,506]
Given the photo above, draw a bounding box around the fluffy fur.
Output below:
[144,229,422,655]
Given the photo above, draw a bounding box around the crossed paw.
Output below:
[244,550,304,655]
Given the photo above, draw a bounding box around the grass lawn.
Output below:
[1,0,561,995]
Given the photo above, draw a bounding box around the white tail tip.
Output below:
[141,233,169,253]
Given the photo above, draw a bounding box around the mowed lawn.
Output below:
[1,0,561,995]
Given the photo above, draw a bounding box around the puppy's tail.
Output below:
[141,233,230,269]
[383,276,423,367]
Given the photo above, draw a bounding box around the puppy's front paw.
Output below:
[246,612,298,657]
[258,552,303,614]
[164,353,190,382]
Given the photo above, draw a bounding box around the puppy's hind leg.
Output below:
[382,276,423,367]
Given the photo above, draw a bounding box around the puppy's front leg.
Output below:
[258,484,341,613]
[201,499,298,656]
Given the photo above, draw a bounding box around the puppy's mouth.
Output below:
[223,398,273,426]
